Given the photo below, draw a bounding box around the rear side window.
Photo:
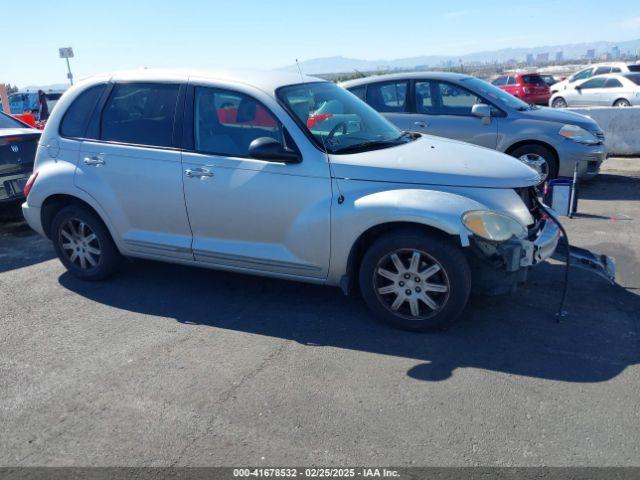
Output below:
[60,85,106,138]
[365,81,408,112]
[627,65,640,72]
[625,74,640,85]
[348,86,366,101]
[604,78,623,88]
[100,83,179,147]
[521,75,545,86]
[580,77,606,89]
[415,81,435,113]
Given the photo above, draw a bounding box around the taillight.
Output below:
[307,113,333,129]
[24,171,39,197]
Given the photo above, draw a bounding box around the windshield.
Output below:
[277,82,409,154]
[460,77,531,110]
[0,111,25,129]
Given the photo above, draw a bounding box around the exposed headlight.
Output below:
[558,124,600,145]
[462,210,527,242]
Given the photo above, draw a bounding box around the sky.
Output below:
[4,0,640,87]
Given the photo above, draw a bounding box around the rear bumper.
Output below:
[522,93,551,105]
[21,202,45,237]
[0,173,29,205]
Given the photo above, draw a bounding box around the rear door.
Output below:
[601,77,627,106]
[75,82,193,260]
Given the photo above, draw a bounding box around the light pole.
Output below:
[59,47,74,85]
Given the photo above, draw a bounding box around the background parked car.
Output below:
[550,73,640,108]
[491,73,551,105]
[341,72,606,182]
[550,62,640,94]
[0,112,40,214]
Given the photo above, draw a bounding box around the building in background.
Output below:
[555,51,564,62]
[586,49,596,60]
[611,45,620,59]
[526,53,534,65]
[536,52,549,63]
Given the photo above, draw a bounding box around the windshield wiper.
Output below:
[332,139,401,154]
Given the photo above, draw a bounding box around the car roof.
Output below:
[79,68,324,96]
[340,71,473,88]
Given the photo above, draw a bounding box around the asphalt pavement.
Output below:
[1,158,638,466]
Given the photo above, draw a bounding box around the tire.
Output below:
[50,204,121,280]
[551,97,567,108]
[614,98,631,107]
[510,144,558,182]
[359,229,471,332]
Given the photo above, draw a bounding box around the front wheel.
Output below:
[551,97,567,108]
[359,230,471,331]
[510,144,558,183]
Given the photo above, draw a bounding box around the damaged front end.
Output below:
[465,186,615,296]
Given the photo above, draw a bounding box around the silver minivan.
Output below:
[341,72,607,182]
[22,69,611,331]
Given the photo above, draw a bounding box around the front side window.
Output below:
[436,82,483,115]
[415,81,435,113]
[571,68,593,82]
[100,83,179,147]
[193,87,281,157]
[365,81,408,112]
[594,66,612,75]
[60,84,106,138]
[580,77,606,89]
[348,86,366,101]
[278,82,407,154]
[507,76,517,85]
[459,77,530,111]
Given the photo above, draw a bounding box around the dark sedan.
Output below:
[0,112,40,211]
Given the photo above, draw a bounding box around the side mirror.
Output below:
[248,137,300,163]
[575,85,582,92]
[471,104,491,119]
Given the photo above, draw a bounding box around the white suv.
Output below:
[23,69,564,331]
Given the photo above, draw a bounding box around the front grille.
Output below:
[514,186,543,239]
[587,161,600,173]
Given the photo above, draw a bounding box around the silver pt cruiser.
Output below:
[23,69,572,331]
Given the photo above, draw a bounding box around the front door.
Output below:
[181,84,332,279]
[75,82,193,260]
[398,80,498,149]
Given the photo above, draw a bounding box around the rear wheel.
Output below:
[614,98,631,107]
[51,205,121,280]
[552,97,567,108]
[359,230,471,331]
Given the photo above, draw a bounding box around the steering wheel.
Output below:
[326,121,348,142]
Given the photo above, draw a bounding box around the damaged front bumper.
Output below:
[468,216,615,295]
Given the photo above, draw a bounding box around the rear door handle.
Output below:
[83,155,105,166]
[414,121,428,128]
[185,168,214,178]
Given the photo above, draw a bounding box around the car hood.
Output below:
[518,106,599,130]
[329,135,540,188]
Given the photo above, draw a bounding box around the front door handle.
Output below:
[414,121,428,128]
[185,168,214,178]
[83,155,105,166]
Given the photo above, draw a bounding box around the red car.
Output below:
[491,73,551,105]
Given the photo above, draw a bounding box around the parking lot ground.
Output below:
[1,158,639,467]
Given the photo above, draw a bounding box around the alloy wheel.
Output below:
[374,248,450,320]
[518,153,550,183]
[59,217,102,270]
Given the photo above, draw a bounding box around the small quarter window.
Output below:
[60,84,106,138]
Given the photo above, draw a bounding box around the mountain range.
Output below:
[280,38,640,75]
